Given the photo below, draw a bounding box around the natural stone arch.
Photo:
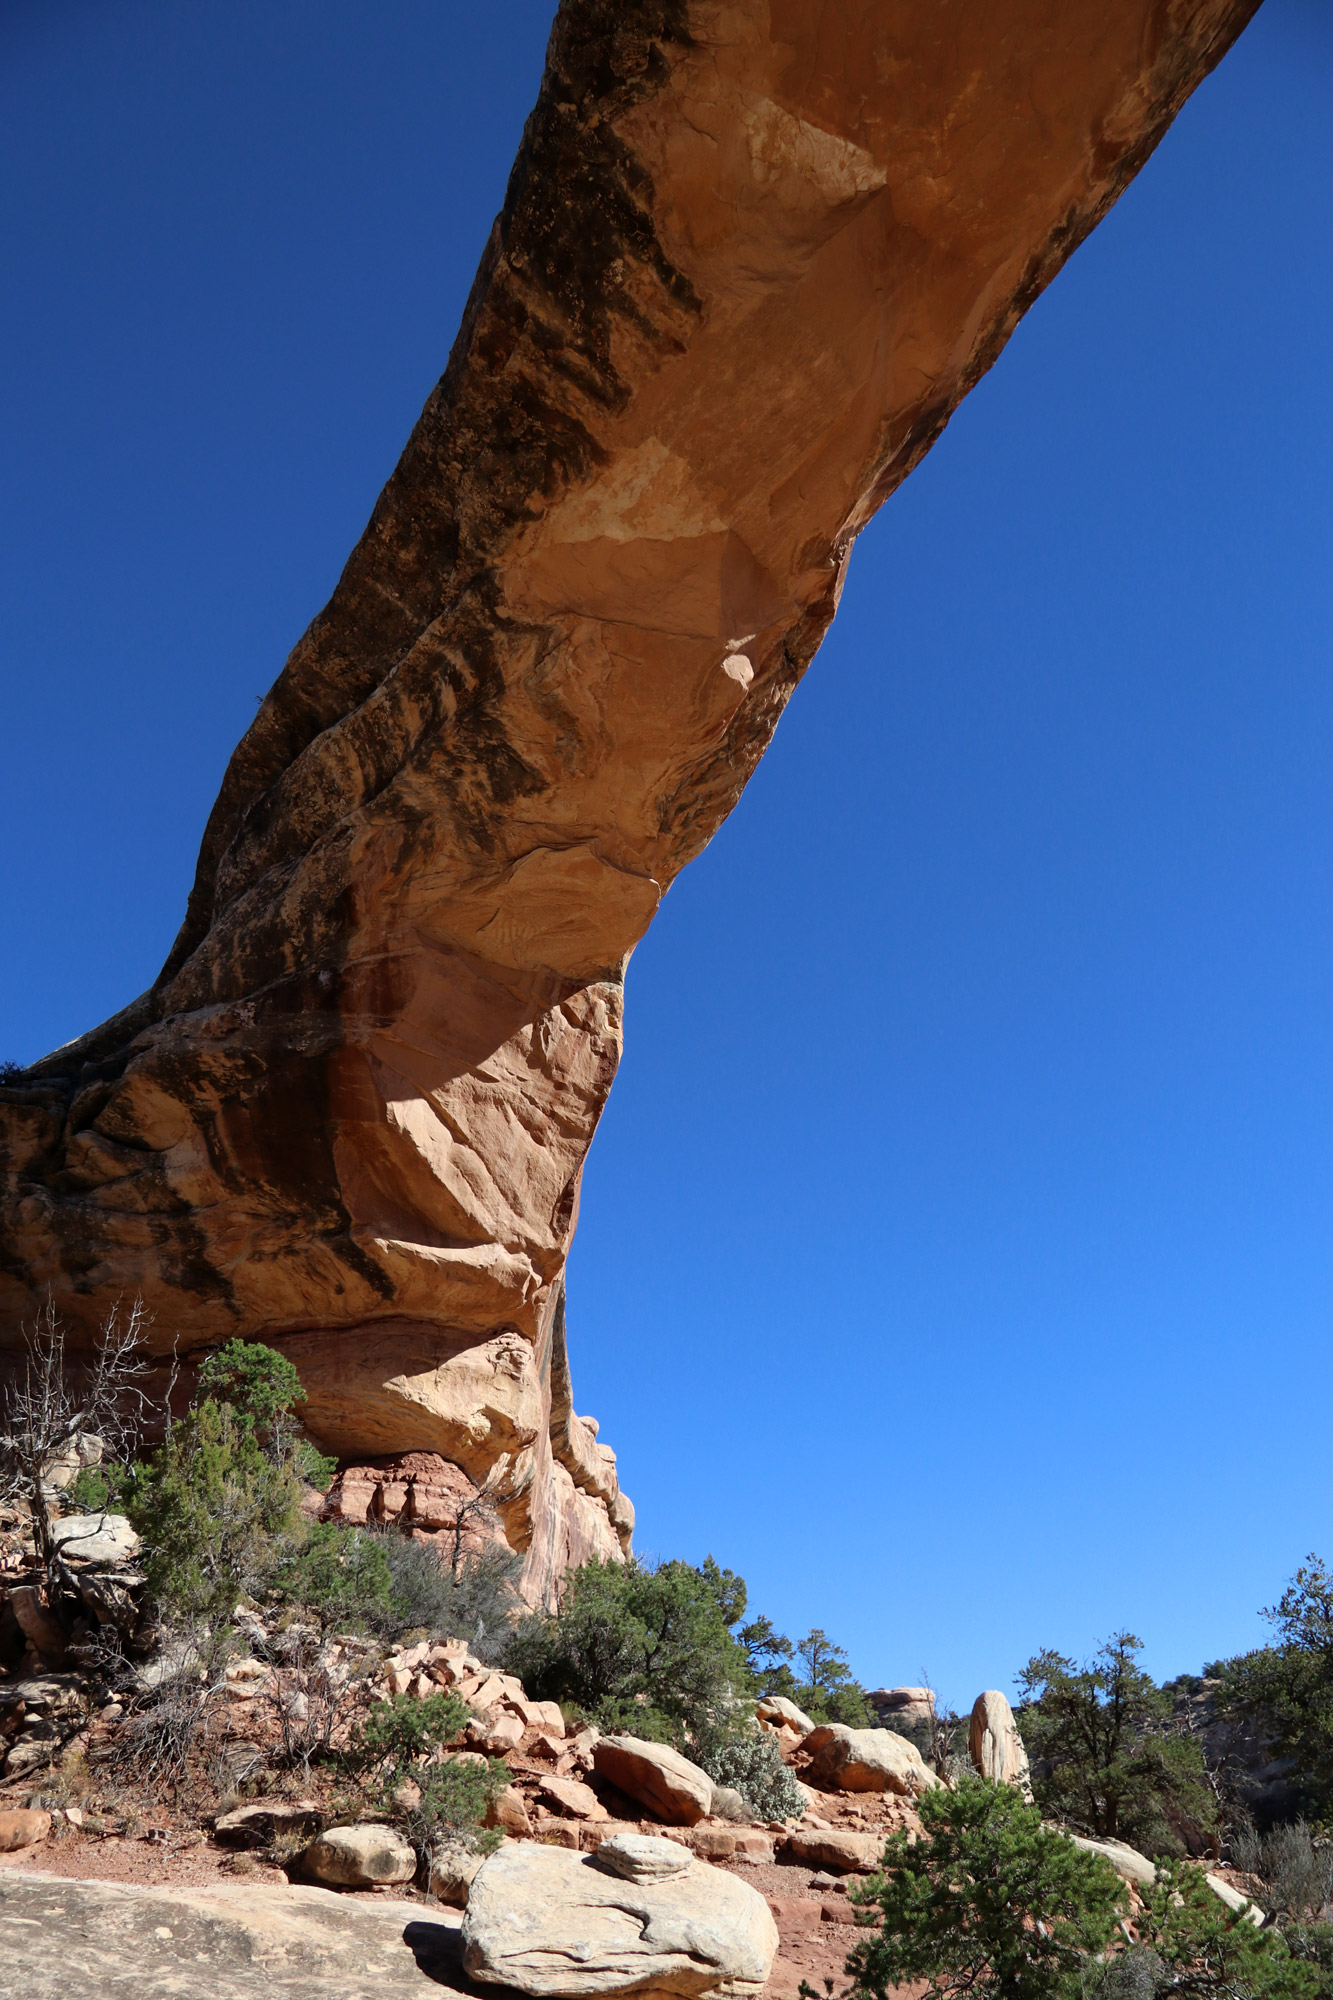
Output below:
[0,0,1260,1602]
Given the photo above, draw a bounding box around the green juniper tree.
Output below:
[1213,1558,1333,1823]
[505,1554,752,1740]
[128,1340,332,1635]
[1018,1633,1218,1856]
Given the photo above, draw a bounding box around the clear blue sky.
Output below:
[2,1,1329,1713]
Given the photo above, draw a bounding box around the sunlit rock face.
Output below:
[0,0,1258,1604]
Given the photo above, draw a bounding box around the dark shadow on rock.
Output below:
[401,1920,506,1995]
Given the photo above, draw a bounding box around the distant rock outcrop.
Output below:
[0,0,1260,1607]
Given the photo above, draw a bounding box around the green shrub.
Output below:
[1111,1859,1321,2000]
[847,1779,1123,2000]
[505,1555,751,1743]
[349,1690,471,1771]
[196,1338,336,1489]
[346,1690,505,1859]
[1283,1926,1333,2000]
[403,1757,509,1859]
[67,1462,120,1513]
[1017,1633,1218,1856]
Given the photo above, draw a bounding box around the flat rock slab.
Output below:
[0,1867,462,1999]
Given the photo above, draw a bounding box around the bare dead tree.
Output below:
[260,1641,359,1782]
[0,1296,163,1599]
[444,1479,502,1580]
[918,1666,967,1783]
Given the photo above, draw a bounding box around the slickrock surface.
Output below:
[0,0,1260,1606]
[0,1868,460,1999]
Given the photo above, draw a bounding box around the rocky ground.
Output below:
[5,1500,1263,2000]
[0,1501,937,2000]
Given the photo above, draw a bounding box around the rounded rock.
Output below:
[592,1832,693,1882]
[303,1823,416,1888]
[0,1808,52,1853]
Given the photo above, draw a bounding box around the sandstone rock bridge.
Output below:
[0,0,1259,1603]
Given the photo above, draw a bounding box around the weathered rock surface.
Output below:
[485,1784,534,1836]
[49,1512,141,1567]
[8,1585,68,1664]
[757,1695,815,1735]
[804,1723,938,1796]
[304,1822,418,1888]
[0,1866,459,1998]
[214,1799,327,1849]
[1060,1835,1262,1921]
[540,1772,607,1820]
[781,1827,884,1874]
[0,0,1260,1607]
[593,1831,693,1882]
[462,1839,778,1995]
[969,1690,1033,1797]
[593,1733,715,1825]
[867,1687,935,1730]
[429,1843,485,1907]
[1205,1872,1264,1924]
[1066,1833,1158,1888]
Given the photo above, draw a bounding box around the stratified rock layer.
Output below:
[0,0,1260,1604]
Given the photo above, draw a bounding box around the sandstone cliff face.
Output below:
[0,0,1259,1603]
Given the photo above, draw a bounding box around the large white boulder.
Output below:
[593,1734,714,1825]
[461,1839,778,1997]
[1063,1836,1262,1925]
[969,1691,1033,1798]
[1205,1873,1265,1925]
[803,1724,938,1796]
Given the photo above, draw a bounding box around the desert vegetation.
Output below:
[3,1310,1332,2000]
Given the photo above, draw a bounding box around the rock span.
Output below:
[0,0,1260,1603]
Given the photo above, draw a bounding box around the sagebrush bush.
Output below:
[374,1534,521,1658]
[695,1726,807,1823]
[1233,1820,1333,1922]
